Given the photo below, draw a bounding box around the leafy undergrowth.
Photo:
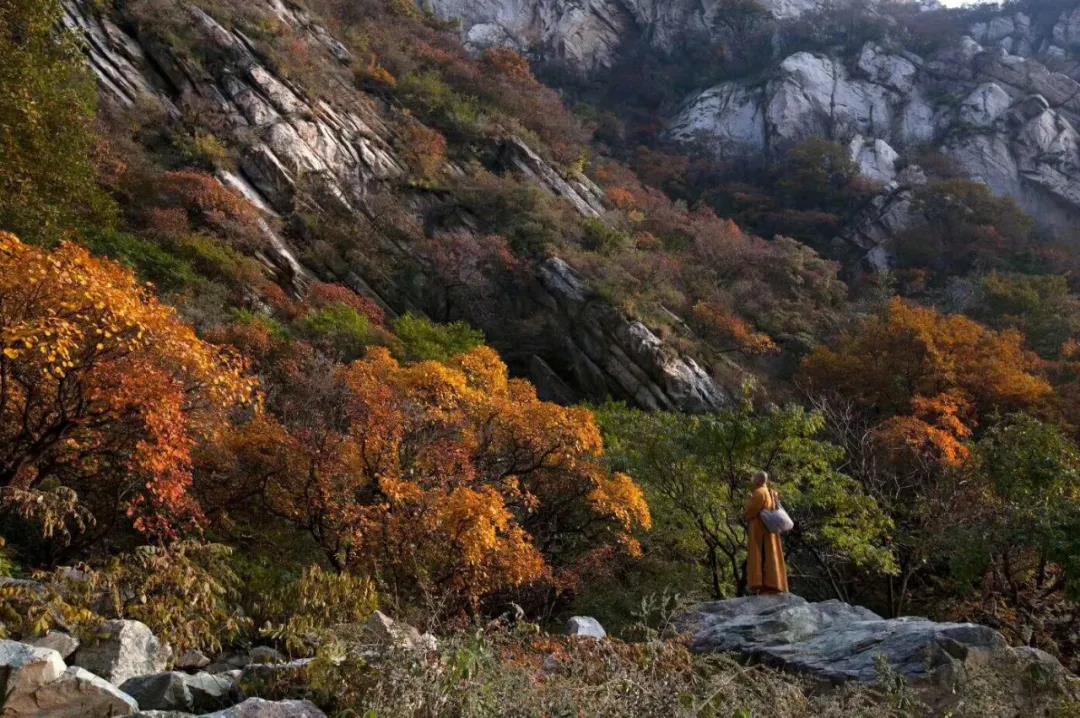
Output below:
[300,627,1078,718]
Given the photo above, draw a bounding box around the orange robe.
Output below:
[745,486,789,594]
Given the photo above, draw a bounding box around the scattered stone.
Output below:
[364,611,424,650]
[8,665,139,717]
[200,697,326,717]
[120,671,236,713]
[32,632,81,661]
[238,659,312,697]
[565,616,606,640]
[174,650,210,671]
[73,620,171,686]
[247,646,285,665]
[120,672,188,712]
[0,640,67,700]
[184,672,237,711]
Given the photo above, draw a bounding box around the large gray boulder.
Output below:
[73,620,172,686]
[682,594,1068,689]
[200,698,326,717]
[120,671,235,713]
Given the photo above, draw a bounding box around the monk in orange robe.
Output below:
[744,470,789,594]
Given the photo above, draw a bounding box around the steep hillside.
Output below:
[425,0,1080,273]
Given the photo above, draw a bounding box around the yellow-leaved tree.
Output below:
[216,344,650,613]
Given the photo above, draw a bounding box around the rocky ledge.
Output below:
[682,593,1074,697]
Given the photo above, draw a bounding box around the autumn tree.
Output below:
[0,233,254,543]
[216,345,649,614]
[801,298,1052,422]
[0,0,115,244]
[801,299,1054,613]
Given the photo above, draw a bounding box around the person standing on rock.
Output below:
[744,470,789,594]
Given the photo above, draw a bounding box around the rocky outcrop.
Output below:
[669,9,1080,243]
[420,0,831,72]
[682,594,1073,695]
[535,258,726,412]
[1,640,138,717]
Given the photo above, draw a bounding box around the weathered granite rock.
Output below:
[10,666,139,717]
[73,620,171,686]
[849,135,899,184]
[363,611,437,652]
[959,82,1012,128]
[421,0,828,72]
[120,671,235,713]
[32,632,81,661]
[200,697,326,717]
[682,594,1069,690]
[173,651,210,672]
[664,9,1080,248]
[536,258,727,412]
[565,616,606,639]
[497,136,604,217]
[0,640,67,702]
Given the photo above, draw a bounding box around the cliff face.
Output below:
[670,26,1080,234]
[423,0,1080,271]
[420,0,827,72]
[64,0,726,412]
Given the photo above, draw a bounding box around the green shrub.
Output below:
[82,228,201,291]
[179,131,234,170]
[256,565,379,657]
[0,542,247,653]
[302,304,373,361]
[581,218,631,254]
[0,0,117,245]
[175,233,265,287]
[232,308,291,341]
[398,71,486,141]
[391,313,483,363]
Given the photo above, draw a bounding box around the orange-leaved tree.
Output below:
[0,233,255,540]
[221,344,650,612]
[801,298,1052,423]
[800,299,1053,614]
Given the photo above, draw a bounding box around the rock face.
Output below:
[535,258,726,412]
[420,0,830,72]
[73,620,172,686]
[64,0,725,413]
[671,29,1080,236]
[683,594,1069,689]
